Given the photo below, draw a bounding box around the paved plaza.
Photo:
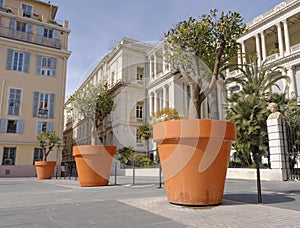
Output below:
[0,176,299,227]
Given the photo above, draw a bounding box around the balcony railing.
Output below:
[291,43,300,54]
[0,26,61,49]
[266,53,279,62]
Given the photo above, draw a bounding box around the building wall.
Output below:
[0,0,70,176]
[64,38,152,159]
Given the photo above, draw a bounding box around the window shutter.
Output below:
[36,120,42,134]
[53,30,59,39]
[49,93,55,118]
[51,58,57,77]
[26,23,32,33]
[0,119,8,133]
[46,121,52,131]
[16,120,24,134]
[23,52,30,73]
[32,92,39,117]
[9,18,16,29]
[37,26,44,36]
[6,49,13,70]
[36,55,42,75]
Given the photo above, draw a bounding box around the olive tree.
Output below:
[72,83,114,145]
[164,9,246,119]
[37,131,61,161]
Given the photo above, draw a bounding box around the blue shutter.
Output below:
[23,52,30,73]
[51,58,57,77]
[16,120,24,134]
[9,18,16,29]
[26,23,32,33]
[36,55,42,75]
[49,93,55,118]
[53,30,58,39]
[46,122,52,131]
[6,49,13,70]
[32,92,39,117]
[38,26,44,36]
[36,120,42,134]
[0,119,8,133]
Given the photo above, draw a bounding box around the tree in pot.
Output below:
[152,9,246,206]
[71,83,116,186]
[35,131,61,179]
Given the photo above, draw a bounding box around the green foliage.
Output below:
[72,83,114,123]
[137,124,152,141]
[133,153,152,168]
[118,147,134,166]
[165,9,246,71]
[150,107,181,123]
[71,83,114,144]
[225,59,289,167]
[118,147,154,168]
[36,131,61,161]
[164,9,246,118]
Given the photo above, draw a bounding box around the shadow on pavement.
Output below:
[223,193,295,205]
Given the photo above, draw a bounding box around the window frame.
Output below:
[2,147,16,165]
[7,88,22,116]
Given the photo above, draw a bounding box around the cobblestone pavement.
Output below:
[0,177,299,227]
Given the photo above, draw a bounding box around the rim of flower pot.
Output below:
[153,119,236,142]
[73,145,117,157]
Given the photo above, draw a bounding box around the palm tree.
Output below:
[226,59,289,203]
[226,59,289,165]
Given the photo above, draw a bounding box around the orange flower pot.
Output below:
[73,145,117,187]
[35,161,56,179]
[153,119,236,206]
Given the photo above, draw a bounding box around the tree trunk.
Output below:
[189,82,201,119]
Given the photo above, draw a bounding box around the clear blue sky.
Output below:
[45,0,284,98]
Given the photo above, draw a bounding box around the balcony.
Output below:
[0,26,61,49]
[291,43,300,54]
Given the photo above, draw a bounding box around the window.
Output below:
[37,27,58,40]
[2,147,16,165]
[136,104,143,119]
[0,119,23,134]
[33,148,43,164]
[36,55,57,77]
[21,3,33,18]
[137,67,144,84]
[9,19,32,33]
[32,92,55,118]
[8,88,21,116]
[0,0,4,8]
[6,49,30,73]
[44,28,53,39]
[36,120,52,134]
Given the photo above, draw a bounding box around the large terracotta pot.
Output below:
[73,145,117,187]
[153,119,236,206]
[35,161,56,179]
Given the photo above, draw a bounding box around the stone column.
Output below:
[267,118,289,181]
[163,85,168,109]
[241,41,246,64]
[261,32,267,61]
[287,66,296,99]
[277,23,284,57]
[149,93,153,117]
[283,19,290,55]
[255,34,261,65]
[149,55,153,80]
[153,91,158,114]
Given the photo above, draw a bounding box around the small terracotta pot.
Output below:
[35,161,56,179]
[73,145,117,187]
[153,119,236,206]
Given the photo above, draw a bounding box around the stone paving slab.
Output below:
[120,196,300,228]
[0,177,299,227]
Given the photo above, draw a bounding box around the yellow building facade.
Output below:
[0,0,71,176]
